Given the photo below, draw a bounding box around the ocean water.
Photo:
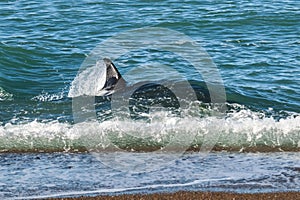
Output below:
[0,0,299,198]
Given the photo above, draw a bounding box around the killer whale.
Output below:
[99,58,212,103]
[93,58,220,121]
[99,58,126,96]
[91,58,230,121]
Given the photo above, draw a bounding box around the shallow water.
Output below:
[0,0,299,198]
[0,152,299,199]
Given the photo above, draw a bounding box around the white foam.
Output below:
[32,91,64,102]
[0,87,13,101]
[0,107,299,152]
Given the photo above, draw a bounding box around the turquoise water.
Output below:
[0,0,299,152]
[0,0,299,198]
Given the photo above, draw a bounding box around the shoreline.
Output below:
[47,191,300,200]
[1,145,300,154]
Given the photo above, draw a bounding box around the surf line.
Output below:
[15,177,232,199]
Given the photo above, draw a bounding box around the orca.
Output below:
[94,58,218,121]
[100,58,126,96]
[100,58,211,103]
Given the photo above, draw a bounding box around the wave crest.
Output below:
[0,106,299,153]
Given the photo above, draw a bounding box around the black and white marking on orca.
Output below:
[99,58,126,96]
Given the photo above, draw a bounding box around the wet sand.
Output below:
[49,191,300,200]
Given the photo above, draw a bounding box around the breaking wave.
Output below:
[0,104,299,153]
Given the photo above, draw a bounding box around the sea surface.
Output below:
[0,0,299,199]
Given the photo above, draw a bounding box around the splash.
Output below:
[68,60,107,98]
[32,91,65,102]
[0,87,13,101]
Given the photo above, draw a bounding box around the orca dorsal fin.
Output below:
[102,58,126,91]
